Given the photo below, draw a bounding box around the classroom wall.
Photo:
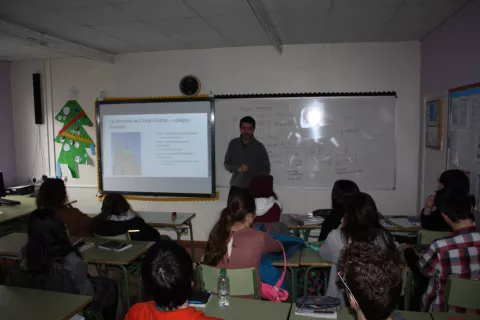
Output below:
[10,42,421,240]
[419,0,480,205]
[0,61,16,187]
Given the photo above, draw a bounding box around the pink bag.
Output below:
[261,241,289,302]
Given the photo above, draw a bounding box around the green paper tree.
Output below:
[54,100,94,178]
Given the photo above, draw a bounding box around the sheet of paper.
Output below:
[389,217,415,227]
[451,98,469,128]
[470,95,480,126]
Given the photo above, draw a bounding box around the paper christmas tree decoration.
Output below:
[54,100,95,178]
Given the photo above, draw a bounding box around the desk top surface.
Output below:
[204,297,291,320]
[0,233,153,265]
[290,308,432,320]
[0,196,36,223]
[88,211,196,227]
[0,285,92,320]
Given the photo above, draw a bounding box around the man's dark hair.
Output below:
[142,240,193,310]
[435,187,473,222]
[239,116,255,129]
[339,242,402,320]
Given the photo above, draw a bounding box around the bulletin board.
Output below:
[447,82,480,205]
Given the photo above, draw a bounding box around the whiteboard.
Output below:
[215,95,397,190]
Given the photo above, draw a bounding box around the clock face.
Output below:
[179,75,201,97]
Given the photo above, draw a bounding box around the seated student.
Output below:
[92,194,162,242]
[7,209,118,320]
[339,242,403,320]
[318,180,360,241]
[318,192,400,303]
[36,178,91,237]
[203,190,282,291]
[407,188,480,313]
[421,169,475,231]
[249,175,282,223]
[125,241,220,320]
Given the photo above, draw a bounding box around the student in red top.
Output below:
[125,241,220,320]
[204,190,282,291]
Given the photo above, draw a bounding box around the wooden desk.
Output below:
[300,248,331,267]
[89,210,196,257]
[0,285,92,320]
[0,233,153,309]
[431,312,480,320]
[204,297,291,320]
[0,195,36,236]
[290,308,431,320]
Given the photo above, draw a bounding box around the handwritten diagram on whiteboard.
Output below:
[215,95,397,189]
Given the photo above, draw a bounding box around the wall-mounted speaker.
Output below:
[32,73,43,125]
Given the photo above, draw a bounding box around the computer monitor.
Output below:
[0,172,6,198]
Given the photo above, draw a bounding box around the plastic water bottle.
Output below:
[217,269,230,307]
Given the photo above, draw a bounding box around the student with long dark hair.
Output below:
[318,192,399,303]
[204,190,282,289]
[7,209,118,320]
[36,178,91,237]
[318,180,360,241]
[421,169,475,231]
[92,194,161,242]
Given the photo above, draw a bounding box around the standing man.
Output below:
[224,116,270,203]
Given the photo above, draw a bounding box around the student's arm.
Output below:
[262,233,283,253]
[73,208,93,234]
[318,228,343,262]
[224,140,240,173]
[318,214,342,242]
[420,208,450,231]
[132,218,161,242]
[258,143,271,175]
[418,243,442,278]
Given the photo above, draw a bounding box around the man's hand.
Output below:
[238,164,249,173]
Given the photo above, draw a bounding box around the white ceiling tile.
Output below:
[169,30,230,49]
[183,0,252,16]
[268,11,330,27]
[205,14,270,45]
[333,0,402,8]
[330,22,384,43]
[51,5,137,26]
[118,0,197,20]
[149,17,215,34]
[94,22,181,48]
[403,0,467,6]
[391,5,455,29]
[275,24,330,44]
[331,6,397,24]
[38,0,107,9]
[260,0,332,12]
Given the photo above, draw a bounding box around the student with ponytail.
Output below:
[204,190,282,290]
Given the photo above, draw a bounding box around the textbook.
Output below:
[288,214,324,225]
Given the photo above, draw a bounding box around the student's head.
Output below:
[331,180,360,212]
[100,193,131,217]
[204,190,256,266]
[249,175,277,200]
[25,208,78,272]
[341,192,382,243]
[36,178,68,209]
[438,169,470,194]
[435,187,474,227]
[142,240,193,310]
[239,116,255,139]
[339,242,402,320]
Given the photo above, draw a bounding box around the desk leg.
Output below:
[289,266,297,302]
[138,268,143,303]
[302,229,311,241]
[186,220,195,259]
[118,265,131,310]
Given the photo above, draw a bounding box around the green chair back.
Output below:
[93,232,131,241]
[417,230,450,244]
[198,264,258,299]
[444,276,480,311]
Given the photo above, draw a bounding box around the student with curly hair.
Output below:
[339,242,403,320]
[36,178,91,237]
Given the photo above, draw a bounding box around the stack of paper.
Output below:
[295,306,337,319]
[389,217,420,228]
[288,214,324,225]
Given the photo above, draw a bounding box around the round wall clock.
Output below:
[179,75,201,97]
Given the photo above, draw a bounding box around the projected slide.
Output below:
[112,132,141,176]
[103,113,209,178]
